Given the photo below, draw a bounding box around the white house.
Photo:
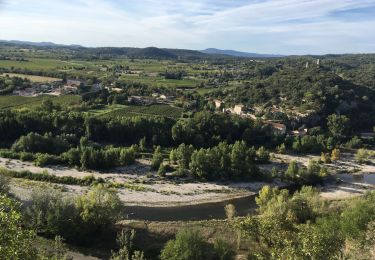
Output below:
[233,104,245,115]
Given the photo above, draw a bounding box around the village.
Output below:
[213,98,310,137]
[5,72,324,138]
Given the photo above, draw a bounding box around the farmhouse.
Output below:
[214,99,223,109]
[233,104,245,115]
[66,79,83,87]
[290,128,308,137]
[128,95,156,105]
[264,121,287,135]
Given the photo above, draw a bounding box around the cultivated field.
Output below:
[2,73,61,83]
[97,104,183,119]
[0,95,80,109]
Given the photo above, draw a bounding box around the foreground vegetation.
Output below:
[2,171,375,259]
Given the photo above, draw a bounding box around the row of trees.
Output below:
[3,107,367,158]
[6,134,138,170]
[0,110,175,147]
[171,111,278,148]
[167,141,269,180]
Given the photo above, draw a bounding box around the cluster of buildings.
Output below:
[13,79,104,97]
[13,84,57,97]
[213,99,308,136]
[127,93,175,105]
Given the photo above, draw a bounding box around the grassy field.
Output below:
[2,73,61,83]
[98,104,183,119]
[0,58,69,70]
[0,95,81,109]
[119,74,200,88]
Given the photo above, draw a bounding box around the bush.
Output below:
[256,146,270,163]
[213,239,235,260]
[355,149,372,164]
[26,188,78,241]
[20,151,35,161]
[12,132,70,155]
[345,136,363,149]
[120,147,136,166]
[341,192,375,242]
[151,146,163,170]
[26,185,123,245]
[276,143,286,154]
[160,229,209,260]
[331,148,340,161]
[0,195,37,259]
[34,153,63,167]
[62,148,81,166]
[157,164,166,177]
[0,174,9,194]
[0,167,103,186]
[0,150,21,159]
[75,184,123,234]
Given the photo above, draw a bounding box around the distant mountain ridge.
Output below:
[0,39,82,48]
[201,48,284,58]
[0,40,218,60]
[0,39,282,60]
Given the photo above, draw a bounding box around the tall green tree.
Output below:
[0,195,37,259]
[327,114,350,140]
[151,146,163,170]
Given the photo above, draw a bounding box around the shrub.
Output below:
[19,151,35,161]
[0,195,37,259]
[12,132,70,155]
[75,184,123,233]
[34,153,63,167]
[256,146,270,163]
[160,229,209,260]
[355,149,372,164]
[345,136,363,149]
[276,143,286,154]
[0,150,21,159]
[27,185,123,245]
[0,167,102,186]
[224,204,236,222]
[331,148,340,161]
[157,164,166,177]
[151,146,163,170]
[213,239,235,260]
[0,174,9,194]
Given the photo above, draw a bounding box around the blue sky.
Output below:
[0,0,374,54]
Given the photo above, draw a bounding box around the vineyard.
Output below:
[0,95,80,109]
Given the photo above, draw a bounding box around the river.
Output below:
[337,173,375,185]
[123,194,257,221]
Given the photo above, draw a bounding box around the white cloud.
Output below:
[0,0,374,54]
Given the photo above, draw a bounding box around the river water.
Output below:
[123,194,257,221]
[123,173,375,222]
[337,173,375,185]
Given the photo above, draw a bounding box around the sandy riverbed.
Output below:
[3,150,375,205]
[2,157,282,207]
[266,152,375,200]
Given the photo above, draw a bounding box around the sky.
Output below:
[0,0,374,54]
